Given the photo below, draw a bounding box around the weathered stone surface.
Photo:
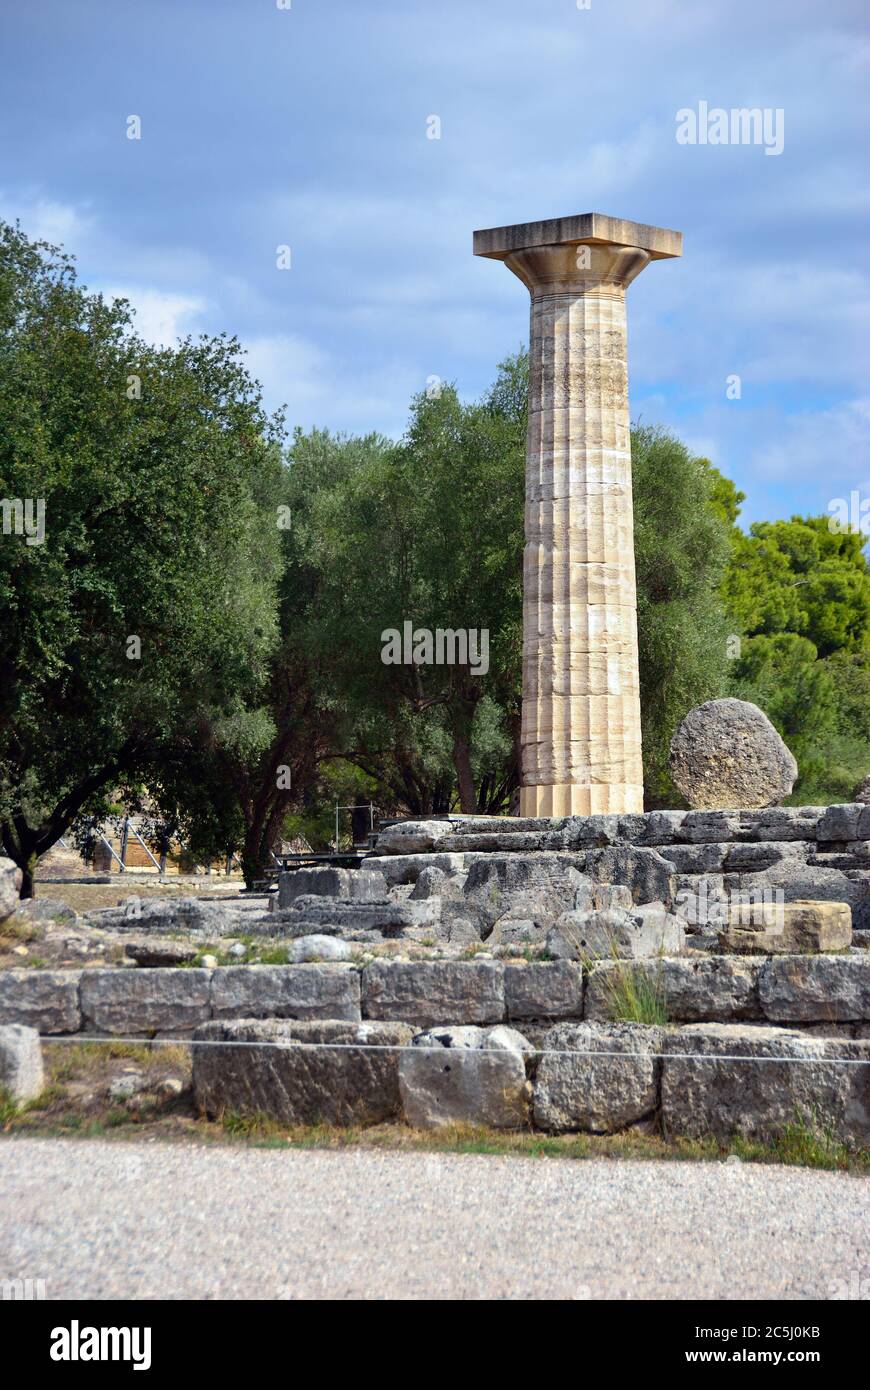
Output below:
[669,699,797,810]
[809,844,870,870]
[439,917,482,946]
[583,847,676,907]
[742,806,824,842]
[0,969,82,1034]
[678,810,741,844]
[724,863,870,931]
[409,866,452,900]
[211,964,360,1022]
[398,1024,531,1128]
[589,883,635,911]
[504,961,584,1020]
[277,866,387,908]
[124,938,200,967]
[662,842,728,875]
[462,853,590,937]
[488,917,542,948]
[288,935,352,963]
[193,1018,414,1126]
[817,803,868,842]
[672,875,728,928]
[13,896,79,926]
[550,902,684,961]
[719,900,852,955]
[630,811,687,845]
[81,968,212,1035]
[89,896,256,937]
[723,842,808,873]
[759,954,870,1022]
[363,852,470,886]
[854,777,870,805]
[274,897,440,939]
[661,1023,870,1145]
[586,955,762,1022]
[361,961,504,1026]
[0,1024,44,1102]
[534,1022,662,1133]
[376,820,451,855]
[0,857,22,922]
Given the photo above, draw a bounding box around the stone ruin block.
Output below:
[276,866,387,908]
[398,1024,531,1129]
[661,1022,870,1146]
[211,964,361,1023]
[719,899,852,955]
[193,1018,414,1126]
[362,960,505,1027]
[533,1022,662,1133]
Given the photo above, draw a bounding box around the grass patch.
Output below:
[730,1118,858,1172]
[0,918,44,947]
[5,1096,868,1173]
[591,958,669,1025]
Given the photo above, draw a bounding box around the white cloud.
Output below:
[101,286,207,348]
[0,191,93,248]
[752,396,870,482]
[241,332,418,437]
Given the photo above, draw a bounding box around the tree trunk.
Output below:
[1,822,36,898]
[19,853,36,899]
[452,730,477,814]
[241,821,270,890]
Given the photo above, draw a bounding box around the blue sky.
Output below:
[2,0,868,527]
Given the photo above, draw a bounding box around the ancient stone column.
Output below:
[474,214,682,817]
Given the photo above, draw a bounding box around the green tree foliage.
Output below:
[0,222,284,891]
[627,428,733,803]
[722,511,870,801]
[725,517,870,656]
[303,360,526,814]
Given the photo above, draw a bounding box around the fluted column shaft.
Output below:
[507,242,650,817]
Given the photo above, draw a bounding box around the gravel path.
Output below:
[0,1138,866,1300]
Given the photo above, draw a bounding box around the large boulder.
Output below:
[398,1024,531,1129]
[0,857,22,923]
[723,861,870,931]
[193,1018,414,1126]
[124,937,200,967]
[504,961,585,1021]
[669,699,797,810]
[80,967,213,1035]
[211,963,361,1023]
[272,896,439,940]
[534,1022,663,1133]
[0,1024,44,1102]
[88,896,256,937]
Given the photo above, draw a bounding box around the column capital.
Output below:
[473,211,683,263]
[503,243,653,295]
